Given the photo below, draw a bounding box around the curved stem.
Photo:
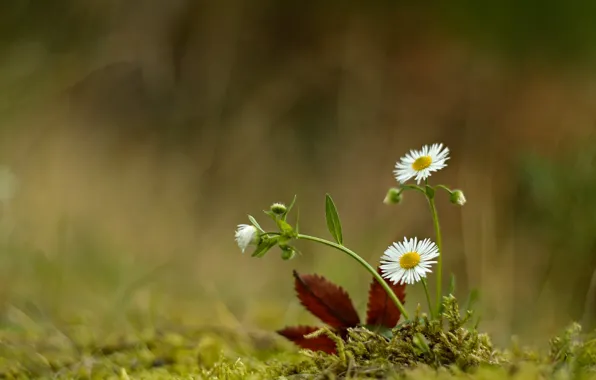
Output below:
[421,278,434,319]
[400,184,426,195]
[296,233,410,321]
[435,184,453,195]
[427,197,443,316]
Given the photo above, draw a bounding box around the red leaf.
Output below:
[293,270,360,329]
[277,326,338,354]
[366,266,406,328]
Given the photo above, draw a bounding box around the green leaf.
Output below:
[325,194,343,245]
[263,209,277,222]
[413,333,430,354]
[283,195,298,220]
[465,288,480,312]
[251,237,278,258]
[425,185,435,199]
[248,215,265,233]
[362,324,393,340]
[473,316,482,329]
[448,273,456,296]
[395,317,426,330]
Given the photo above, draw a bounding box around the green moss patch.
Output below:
[2,299,596,379]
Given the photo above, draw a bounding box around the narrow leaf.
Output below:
[413,333,430,353]
[277,326,338,354]
[465,288,480,312]
[248,215,264,233]
[293,270,360,329]
[363,324,393,340]
[474,316,482,329]
[251,237,277,258]
[325,194,343,244]
[263,210,277,221]
[284,194,298,220]
[366,267,407,328]
[448,273,456,296]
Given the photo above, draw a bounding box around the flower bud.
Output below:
[235,224,259,253]
[383,188,403,205]
[280,245,296,260]
[450,190,466,206]
[270,202,287,215]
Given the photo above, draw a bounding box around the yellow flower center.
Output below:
[399,252,421,269]
[412,155,432,171]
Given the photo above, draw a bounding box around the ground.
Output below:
[1,302,595,379]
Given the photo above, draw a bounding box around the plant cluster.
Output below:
[234,143,491,372]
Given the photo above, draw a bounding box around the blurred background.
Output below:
[0,0,596,347]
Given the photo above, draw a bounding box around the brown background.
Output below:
[1,1,596,346]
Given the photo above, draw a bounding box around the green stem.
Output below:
[427,197,443,316]
[421,278,434,318]
[296,233,410,321]
[434,184,453,194]
[400,184,426,195]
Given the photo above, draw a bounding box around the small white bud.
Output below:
[383,188,403,205]
[450,190,466,206]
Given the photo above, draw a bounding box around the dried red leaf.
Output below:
[293,270,360,329]
[366,267,407,328]
[277,325,338,354]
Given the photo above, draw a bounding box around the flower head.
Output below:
[394,143,449,184]
[380,237,439,285]
[383,187,403,205]
[450,190,466,206]
[235,224,259,253]
[270,202,287,215]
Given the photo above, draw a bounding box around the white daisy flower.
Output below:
[394,143,450,184]
[235,224,259,253]
[380,237,439,285]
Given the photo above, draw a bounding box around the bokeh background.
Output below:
[1,1,596,347]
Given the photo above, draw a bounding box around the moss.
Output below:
[2,297,596,378]
[547,322,596,375]
[268,295,500,378]
[266,297,596,378]
[0,322,292,379]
